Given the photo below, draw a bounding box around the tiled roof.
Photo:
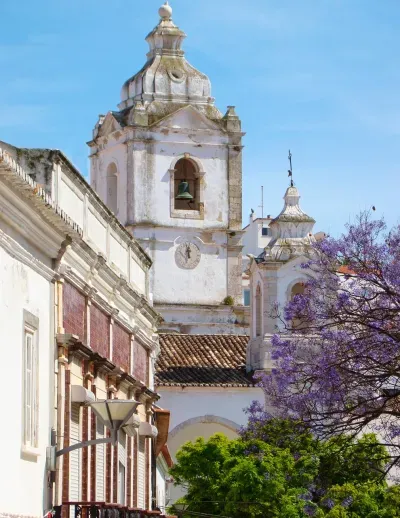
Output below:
[156,334,253,387]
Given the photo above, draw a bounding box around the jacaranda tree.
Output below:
[255,213,400,475]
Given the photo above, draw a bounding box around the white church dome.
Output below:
[118,2,219,121]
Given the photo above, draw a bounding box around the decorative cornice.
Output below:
[0,147,83,237]
[0,229,55,281]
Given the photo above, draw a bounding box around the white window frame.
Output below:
[22,311,39,457]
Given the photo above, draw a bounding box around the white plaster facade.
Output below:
[88,3,245,335]
[157,386,263,502]
[0,217,55,518]
[0,142,167,516]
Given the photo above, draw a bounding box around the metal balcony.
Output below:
[55,503,176,518]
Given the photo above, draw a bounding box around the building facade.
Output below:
[0,147,58,518]
[88,2,246,335]
[0,143,171,518]
[246,185,316,371]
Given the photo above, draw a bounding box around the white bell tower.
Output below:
[88,3,246,334]
[247,184,316,370]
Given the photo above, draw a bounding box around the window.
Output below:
[243,289,250,307]
[24,326,38,450]
[174,158,199,211]
[106,162,118,215]
[262,227,269,236]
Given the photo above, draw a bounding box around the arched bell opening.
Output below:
[174,158,199,211]
[290,282,306,330]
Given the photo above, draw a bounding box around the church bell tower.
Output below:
[88,2,245,334]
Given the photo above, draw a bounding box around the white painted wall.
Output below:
[91,108,234,308]
[0,234,53,518]
[158,386,263,504]
[135,227,227,305]
[159,386,263,439]
[242,216,272,259]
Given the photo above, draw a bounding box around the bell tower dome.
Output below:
[89,3,245,335]
[118,2,218,122]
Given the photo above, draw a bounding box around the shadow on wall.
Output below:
[157,366,253,386]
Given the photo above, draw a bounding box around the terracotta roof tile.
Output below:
[156,334,253,387]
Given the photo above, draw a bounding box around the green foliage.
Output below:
[170,419,398,518]
[222,296,234,306]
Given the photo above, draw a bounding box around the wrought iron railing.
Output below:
[55,503,176,518]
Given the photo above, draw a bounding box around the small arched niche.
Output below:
[174,158,199,211]
[290,282,306,329]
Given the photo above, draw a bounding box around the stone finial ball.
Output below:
[159,2,172,20]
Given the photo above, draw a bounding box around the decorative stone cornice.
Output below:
[0,147,83,237]
[0,229,55,282]
[258,185,316,263]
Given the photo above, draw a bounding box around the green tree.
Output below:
[170,419,397,518]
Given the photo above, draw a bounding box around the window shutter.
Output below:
[70,403,81,512]
[137,436,146,509]
[96,420,105,501]
[118,431,127,504]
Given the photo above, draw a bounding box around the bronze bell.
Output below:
[176,180,194,200]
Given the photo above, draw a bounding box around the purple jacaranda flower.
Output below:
[245,212,400,471]
[322,498,335,510]
[303,503,317,516]
[341,496,353,508]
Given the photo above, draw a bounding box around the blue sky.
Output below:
[1,0,399,236]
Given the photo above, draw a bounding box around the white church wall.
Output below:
[129,137,230,229]
[91,115,230,232]
[159,386,263,438]
[159,386,263,504]
[0,234,53,518]
[147,136,229,229]
[135,226,228,305]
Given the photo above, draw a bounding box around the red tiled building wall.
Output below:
[112,323,130,372]
[133,340,148,383]
[90,304,110,358]
[63,282,86,339]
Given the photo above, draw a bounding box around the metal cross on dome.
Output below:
[288,150,294,187]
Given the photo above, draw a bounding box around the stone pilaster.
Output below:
[227,230,244,305]
[224,106,243,231]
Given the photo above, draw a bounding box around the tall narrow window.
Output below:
[24,327,38,449]
[174,158,199,211]
[106,163,118,215]
[255,284,262,337]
